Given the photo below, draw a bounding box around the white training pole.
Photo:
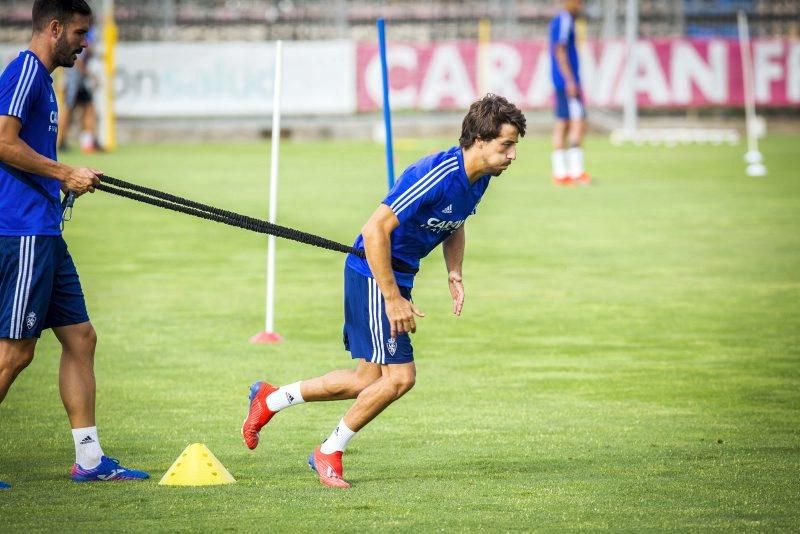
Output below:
[622,0,638,135]
[251,40,284,343]
[266,40,283,333]
[737,10,766,176]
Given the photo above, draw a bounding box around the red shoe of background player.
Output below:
[308,446,351,489]
[552,176,575,186]
[573,172,592,185]
[241,381,278,450]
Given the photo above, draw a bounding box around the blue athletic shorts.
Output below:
[554,88,586,120]
[342,266,413,364]
[0,235,89,339]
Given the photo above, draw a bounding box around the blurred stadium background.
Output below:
[2,0,798,144]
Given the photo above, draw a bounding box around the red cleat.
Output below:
[308,446,351,489]
[241,381,278,450]
[552,176,575,186]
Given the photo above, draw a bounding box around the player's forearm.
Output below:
[0,135,70,182]
[442,226,465,275]
[555,46,576,85]
[362,224,402,301]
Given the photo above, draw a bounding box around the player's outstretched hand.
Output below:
[386,296,425,339]
[448,271,464,316]
[65,167,102,195]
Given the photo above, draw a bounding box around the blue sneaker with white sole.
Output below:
[70,456,149,482]
[0,480,10,490]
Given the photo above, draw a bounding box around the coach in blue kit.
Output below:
[0,0,148,489]
[242,94,526,488]
[549,0,591,186]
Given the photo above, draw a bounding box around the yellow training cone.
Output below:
[159,443,236,486]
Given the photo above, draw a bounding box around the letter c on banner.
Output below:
[365,44,418,109]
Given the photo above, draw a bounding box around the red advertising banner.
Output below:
[357,39,800,111]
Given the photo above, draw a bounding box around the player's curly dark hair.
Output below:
[32,0,92,32]
[459,94,527,149]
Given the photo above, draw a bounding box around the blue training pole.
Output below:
[377,18,395,189]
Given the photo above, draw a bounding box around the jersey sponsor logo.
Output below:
[25,311,37,331]
[421,217,465,234]
[442,204,453,214]
[49,110,59,133]
[387,337,397,356]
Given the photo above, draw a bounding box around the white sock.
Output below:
[79,130,93,150]
[566,146,584,177]
[319,419,357,454]
[266,381,305,412]
[551,149,567,179]
[72,426,104,469]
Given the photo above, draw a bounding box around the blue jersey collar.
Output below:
[22,50,53,83]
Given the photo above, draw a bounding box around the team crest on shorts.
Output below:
[386,337,397,356]
[25,312,37,330]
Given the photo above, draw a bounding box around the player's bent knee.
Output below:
[85,325,97,349]
[59,323,97,355]
[0,348,34,374]
[353,376,379,396]
[77,327,97,352]
[0,340,36,375]
[391,374,416,398]
[18,355,34,373]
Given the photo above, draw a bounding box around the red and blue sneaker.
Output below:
[70,456,149,482]
[308,445,350,489]
[241,381,278,450]
[0,480,10,490]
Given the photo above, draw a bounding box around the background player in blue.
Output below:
[0,0,148,488]
[242,94,526,488]
[549,0,592,186]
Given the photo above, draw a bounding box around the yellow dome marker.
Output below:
[158,443,236,486]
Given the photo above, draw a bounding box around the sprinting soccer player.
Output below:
[0,0,148,487]
[242,94,526,488]
[549,0,591,186]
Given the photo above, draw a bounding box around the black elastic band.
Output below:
[95,176,419,274]
[96,177,362,257]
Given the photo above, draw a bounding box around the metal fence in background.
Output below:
[1,0,798,43]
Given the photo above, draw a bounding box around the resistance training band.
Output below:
[93,175,365,257]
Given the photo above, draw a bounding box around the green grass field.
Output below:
[1,134,798,531]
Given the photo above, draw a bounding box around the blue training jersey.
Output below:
[0,50,62,236]
[345,146,491,288]
[549,10,581,90]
